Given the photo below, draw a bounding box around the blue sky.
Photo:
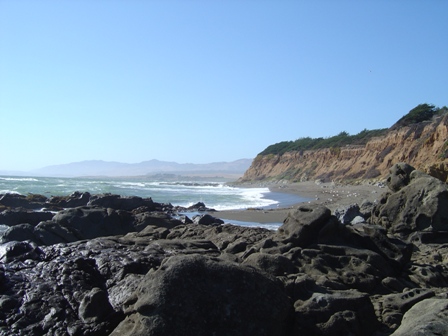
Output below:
[1,1,447,171]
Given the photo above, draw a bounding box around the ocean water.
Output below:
[0,175,306,213]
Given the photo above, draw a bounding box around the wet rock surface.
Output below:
[1,163,448,335]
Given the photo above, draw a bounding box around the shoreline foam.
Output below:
[217,181,386,225]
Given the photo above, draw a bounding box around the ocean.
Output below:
[0,175,307,229]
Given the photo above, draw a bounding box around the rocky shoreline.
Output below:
[1,163,448,335]
[219,180,386,224]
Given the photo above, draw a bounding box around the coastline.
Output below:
[217,181,386,225]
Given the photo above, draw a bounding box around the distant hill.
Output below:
[30,159,253,177]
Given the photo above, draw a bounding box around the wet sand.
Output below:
[217,181,386,224]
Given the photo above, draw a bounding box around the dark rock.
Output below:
[334,204,363,224]
[277,205,332,247]
[294,288,379,335]
[390,298,448,336]
[372,288,435,331]
[296,244,396,293]
[51,207,138,240]
[48,191,91,208]
[111,254,293,336]
[187,201,208,211]
[2,182,448,335]
[243,252,295,276]
[386,162,415,192]
[34,220,80,245]
[0,240,44,262]
[0,223,38,244]
[192,213,224,225]
[134,211,182,229]
[178,215,193,224]
[371,165,448,236]
[0,234,168,335]
[318,221,412,269]
[0,209,54,226]
[0,193,46,209]
[87,194,155,211]
[78,287,116,323]
[359,199,375,219]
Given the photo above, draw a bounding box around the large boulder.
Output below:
[192,213,224,225]
[87,194,156,211]
[391,298,448,336]
[372,288,435,331]
[133,211,183,229]
[371,164,448,236]
[111,254,293,336]
[0,209,54,226]
[386,162,415,192]
[0,193,46,209]
[277,205,332,247]
[50,207,138,241]
[293,288,379,335]
[0,224,37,244]
[47,191,91,208]
[317,221,412,270]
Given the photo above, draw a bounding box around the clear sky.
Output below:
[1,1,447,171]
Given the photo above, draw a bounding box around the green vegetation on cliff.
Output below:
[259,129,388,156]
[391,103,447,129]
[259,103,447,156]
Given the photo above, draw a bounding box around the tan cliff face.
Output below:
[241,114,448,183]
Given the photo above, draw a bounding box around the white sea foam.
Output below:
[0,190,21,195]
[0,224,9,235]
[0,176,294,219]
[115,182,147,188]
[0,177,39,182]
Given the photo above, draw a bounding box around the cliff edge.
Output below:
[241,106,448,183]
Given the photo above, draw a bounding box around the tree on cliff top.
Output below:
[258,103,447,156]
[390,103,440,130]
[258,128,387,156]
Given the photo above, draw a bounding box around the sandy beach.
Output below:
[217,181,386,224]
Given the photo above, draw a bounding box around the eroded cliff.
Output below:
[241,114,448,183]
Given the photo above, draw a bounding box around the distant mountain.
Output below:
[30,159,253,177]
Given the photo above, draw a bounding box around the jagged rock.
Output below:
[178,215,194,224]
[111,254,293,336]
[0,234,169,335]
[1,206,183,246]
[293,288,379,335]
[359,199,375,219]
[51,207,139,240]
[0,223,37,244]
[391,298,448,336]
[48,191,91,208]
[243,252,295,276]
[372,288,435,331]
[334,204,363,224]
[0,209,54,226]
[0,240,44,263]
[386,162,416,192]
[88,194,156,211]
[277,205,332,247]
[0,193,46,209]
[371,163,448,236]
[2,184,448,335]
[293,244,396,293]
[133,211,183,229]
[78,287,116,323]
[192,213,224,225]
[186,201,216,211]
[318,221,412,269]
